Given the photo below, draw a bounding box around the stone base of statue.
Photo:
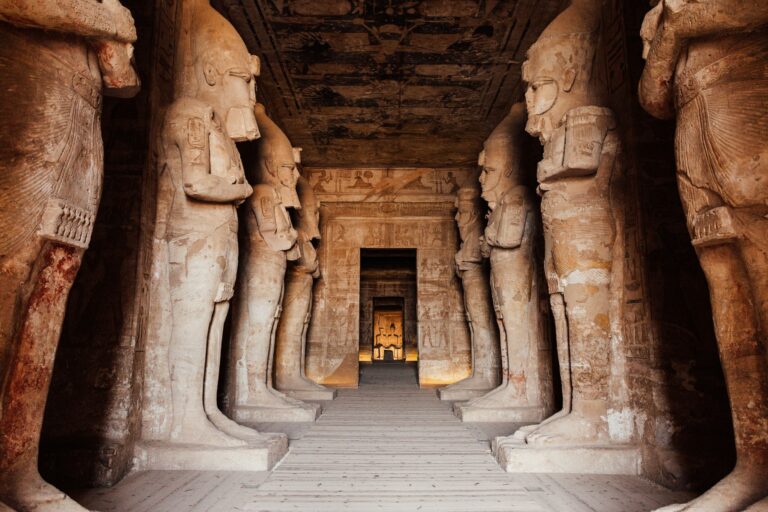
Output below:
[438,387,488,401]
[492,439,641,475]
[438,374,497,401]
[454,402,546,423]
[232,402,321,423]
[283,387,337,401]
[134,434,288,471]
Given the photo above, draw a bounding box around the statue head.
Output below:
[454,186,482,242]
[182,0,260,141]
[295,175,321,241]
[522,0,604,142]
[478,103,527,209]
[253,103,301,208]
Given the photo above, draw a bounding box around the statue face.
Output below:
[455,198,477,241]
[478,164,503,209]
[523,67,561,142]
[219,66,259,142]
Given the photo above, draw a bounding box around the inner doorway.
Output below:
[372,299,404,362]
[359,248,418,367]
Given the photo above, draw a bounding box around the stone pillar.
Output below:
[493,0,640,475]
[274,176,337,401]
[227,104,320,423]
[135,0,287,472]
[439,186,501,401]
[454,104,554,423]
[639,1,768,510]
[0,2,139,510]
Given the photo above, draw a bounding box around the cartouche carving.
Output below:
[640,1,768,510]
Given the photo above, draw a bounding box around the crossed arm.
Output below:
[0,0,136,42]
[640,0,768,119]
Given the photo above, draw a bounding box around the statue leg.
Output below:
[166,234,244,447]
[527,206,613,447]
[508,292,571,443]
[0,242,89,512]
[655,238,768,512]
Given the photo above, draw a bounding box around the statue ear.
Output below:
[204,63,217,86]
[562,66,577,92]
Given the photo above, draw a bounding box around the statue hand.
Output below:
[95,40,140,98]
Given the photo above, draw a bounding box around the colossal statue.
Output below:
[640,1,768,510]
[438,186,501,401]
[227,104,320,423]
[274,176,337,401]
[454,104,553,423]
[0,1,139,510]
[138,0,287,471]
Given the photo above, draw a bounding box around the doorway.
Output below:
[372,299,405,362]
[359,248,418,366]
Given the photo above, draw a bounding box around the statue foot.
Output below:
[206,408,271,444]
[249,388,312,409]
[466,382,509,405]
[171,418,248,448]
[1,470,90,512]
[745,497,768,511]
[652,464,768,512]
[442,374,495,392]
[509,407,571,442]
[525,411,606,447]
[464,383,528,409]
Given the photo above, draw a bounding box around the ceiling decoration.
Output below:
[215,0,566,167]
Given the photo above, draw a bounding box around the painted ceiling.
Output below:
[215,0,566,167]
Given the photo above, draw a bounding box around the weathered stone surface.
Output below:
[274,176,337,401]
[0,1,139,510]
[640,1,768,510]
[226,104,320,423]
[454,103,554,423]
[493,0,639,468]
[138,0,286,470]
[438,186,501,402]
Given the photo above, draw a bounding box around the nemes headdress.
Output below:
[522,0,601,91]
[482,102,527,177]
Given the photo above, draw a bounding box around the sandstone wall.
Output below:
[304,168,474,387]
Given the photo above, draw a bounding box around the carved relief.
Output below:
[640,1,768,509]
[0,1,139,510]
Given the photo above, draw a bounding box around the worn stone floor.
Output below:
[73,364,690,512]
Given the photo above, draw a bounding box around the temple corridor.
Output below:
[74,365,689,512]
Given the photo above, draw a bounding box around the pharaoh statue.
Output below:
[455,104,553,423]
[439,186,501,401]
[499,0,625,451]
[227,104,320,423]
[274,175,337,401]
[140,0,286,469]
[0,1,139,510]
[640,1,768,510]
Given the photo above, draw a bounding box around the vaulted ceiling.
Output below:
[214,0,566,167]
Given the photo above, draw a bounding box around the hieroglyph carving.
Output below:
[227,104,319,422]
[439,186,501,401]
[640,1,768,510]
[142,0,284,464]
[274,176,337,401]
[0,1,139,510]
[455,104,553,423]
[504,0,625,447]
